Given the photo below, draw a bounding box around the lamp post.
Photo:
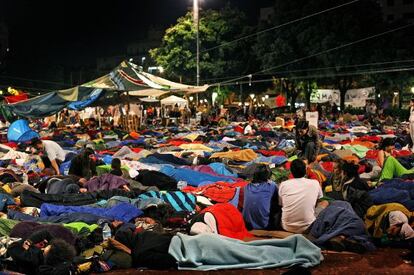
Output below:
[193,0,200,105]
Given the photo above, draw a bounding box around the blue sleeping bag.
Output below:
[160,166,235,187]
[40,202,143,223]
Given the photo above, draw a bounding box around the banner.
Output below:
[310,87,375,107]
[310,89,340,104]
[345,87,375,108]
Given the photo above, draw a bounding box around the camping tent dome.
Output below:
[7,119,39,142]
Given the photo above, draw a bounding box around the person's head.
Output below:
[43,239,76,266]
[290,159,306,178]
[82,146,95,160]
[411,98,414,107]
[296,120,309,136]
[379,137,395,152]
[252,164,272,182]
[111,158,121,170]
[31,138,43,150]
[341,161,359,179]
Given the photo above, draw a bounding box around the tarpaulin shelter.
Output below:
[7,119,39,142]
[4,61,209,118]
[4,87,106,118]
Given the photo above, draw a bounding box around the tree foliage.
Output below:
[253,0,413,110]
[150,5,252,85]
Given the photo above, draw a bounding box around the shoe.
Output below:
[342,238,367,254]
[328,236,346,251]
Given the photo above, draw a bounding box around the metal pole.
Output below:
[194,0,200,105]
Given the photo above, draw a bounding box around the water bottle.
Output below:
[177,181,188,190]
[102,223,112,240]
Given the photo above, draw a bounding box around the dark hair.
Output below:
[291,159,306,178]
[110,158,122,176]
[111,158,121,170]
[379,137,395,150]
[31,138,42,146]
[411,98,414,102]
[44,239,76,266]
[296,120,309,130]
[341,161,359,178]
[252,164,272,182]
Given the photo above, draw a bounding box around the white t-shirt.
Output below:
[244,125,253,135]
[278,177,323,233]
[43,140,66,162]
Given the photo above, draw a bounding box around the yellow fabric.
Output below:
[210,149,258,162]
[184,133,199,142]
[179,144,213,152]
[365,203,414,238]
[316,154,329,162]
[325,185,332,193]
[2,185,11,194]
[78,262,92,272]
[57,86,79,101]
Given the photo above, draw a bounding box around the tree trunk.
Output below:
[305,81,311,109]
[337,76,352,113]
[340,88,347,113]
[290,92,298,112]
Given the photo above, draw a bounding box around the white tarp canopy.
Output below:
[129,89,170,98]
[160,95,188,107]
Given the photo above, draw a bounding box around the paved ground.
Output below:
[105,248,414,274]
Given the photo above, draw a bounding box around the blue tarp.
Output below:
[7,119,39,142]
[68,89,103,110]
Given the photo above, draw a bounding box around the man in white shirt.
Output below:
[33,138,67,175]
[278,159,323,233]
[244,121,255,135]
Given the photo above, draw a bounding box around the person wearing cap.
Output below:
[68,145,97,180]
[32,138,67,175]
[295,120,321,164]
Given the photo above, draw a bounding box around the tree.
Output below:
[150,5,253,85]
[254,0,390,111]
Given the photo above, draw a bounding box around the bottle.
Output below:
[102,223,112,240]
[177,181,188,190]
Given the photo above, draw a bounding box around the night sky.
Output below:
[0,0,273,90]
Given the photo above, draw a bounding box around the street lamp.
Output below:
[249,93,255,100]
[189,96,194,101]
[265,95,269,99]
[411,87,414,94]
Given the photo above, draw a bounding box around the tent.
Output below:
[4,61,208,118]
[160,95,188,107]
[7,119,39,142]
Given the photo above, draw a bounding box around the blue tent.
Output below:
[7,119,39,142]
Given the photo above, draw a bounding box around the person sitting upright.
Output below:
[378,137,414,181]
[110,158,123,176]
[278,159,323,233]
[242,164,278,230]
[295,120,321,164]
